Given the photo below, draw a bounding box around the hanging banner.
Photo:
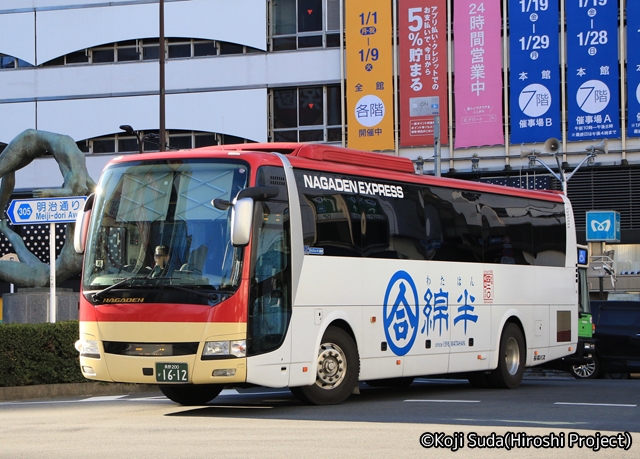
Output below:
[453,0,504,149]
[345,0,394,151]
[398,0,449,147]
[508,0,561,144]
[628,1,640,138]
[566,0,619,141]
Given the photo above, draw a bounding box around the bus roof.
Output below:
[109,142,566,203]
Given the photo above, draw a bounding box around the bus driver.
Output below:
[151,245,170,278]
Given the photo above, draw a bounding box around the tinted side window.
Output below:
[530,200,566,266]
[361,184,427,260]
[293,169,566,266]
[295,170,422,259]
[479,194,533,265]
[303,193,359,256]
[424,187,483,263]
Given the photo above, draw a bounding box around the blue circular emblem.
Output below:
[383,270,420,356]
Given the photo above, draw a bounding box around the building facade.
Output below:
[1,0,640,295]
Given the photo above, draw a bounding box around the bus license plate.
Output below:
[155,363,188,383]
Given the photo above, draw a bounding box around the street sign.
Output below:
[6,196,87,225]
[586,210,621,242]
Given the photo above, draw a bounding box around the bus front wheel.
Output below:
[160,384,223,405]
[489,323,525,389]
[290,326,360,405]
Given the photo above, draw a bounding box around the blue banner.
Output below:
[566,0,620,141]
[628,1,640,138]
[508,0,561,144]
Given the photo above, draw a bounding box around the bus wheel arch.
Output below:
[489,319,526,389]
[291,321,360,405]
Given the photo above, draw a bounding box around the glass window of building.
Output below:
[168,38,192,59]
[193,40,217,57]
[272,0,341,51]
[142,39,160,60]
[92,46,115,63]
[117,40,139,62]
[0,54,35,69]
[65,50,89,64]
[272,85,342,143]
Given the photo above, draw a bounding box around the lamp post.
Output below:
[159,0,166,152]
[119,124,143,153]
[522,139,608,195]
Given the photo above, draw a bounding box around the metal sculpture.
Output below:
[0,129,96,286]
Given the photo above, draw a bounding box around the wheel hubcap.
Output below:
[316,343,346,390]
[505,337,520,375]
[572,362,595,378]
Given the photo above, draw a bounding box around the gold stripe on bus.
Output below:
[81,321,246,343]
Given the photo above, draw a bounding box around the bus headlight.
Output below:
[75,339,100,359]
[202,340,246,358]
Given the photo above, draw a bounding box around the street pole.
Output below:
[159,0,166,152]
[49,223,56,322]
[434,115,441,177]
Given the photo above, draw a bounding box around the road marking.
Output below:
[555,402,637,407]
[80,395,127,402]
[126,396,169,402]
[405,399,480,403]
[457,418,589,426]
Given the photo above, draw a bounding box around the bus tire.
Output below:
[570,355,600,379]
[160,384,223,406]
[488,323,525,389]
[290,326,360,405]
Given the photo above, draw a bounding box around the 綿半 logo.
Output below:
[383,271,420,356]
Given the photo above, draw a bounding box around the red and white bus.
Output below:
[74,143,579,405]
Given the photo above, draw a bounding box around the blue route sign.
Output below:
[6,196,87,225]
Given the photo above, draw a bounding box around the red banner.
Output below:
[399,0,448,147]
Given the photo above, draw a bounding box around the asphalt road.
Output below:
[1,375,638,459]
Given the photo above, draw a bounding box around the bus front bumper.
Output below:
[78,352,247,385]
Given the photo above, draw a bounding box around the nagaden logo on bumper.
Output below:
[383,271,420,356]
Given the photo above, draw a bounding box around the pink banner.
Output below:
[453,1,504,148]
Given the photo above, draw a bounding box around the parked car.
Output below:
[569,301,640,379]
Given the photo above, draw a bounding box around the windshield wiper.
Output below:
[158,284,232,304]
[91,277,233,305]
[91,276,150,302]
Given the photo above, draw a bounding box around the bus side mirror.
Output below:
[212,186,279,247]
[74,193,95,254]
[230,197,254,246]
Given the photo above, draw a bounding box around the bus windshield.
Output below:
[82,159,249,294]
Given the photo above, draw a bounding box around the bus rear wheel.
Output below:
[489,323,525,389]
[160,384,223,405]
[290,326,360,405]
